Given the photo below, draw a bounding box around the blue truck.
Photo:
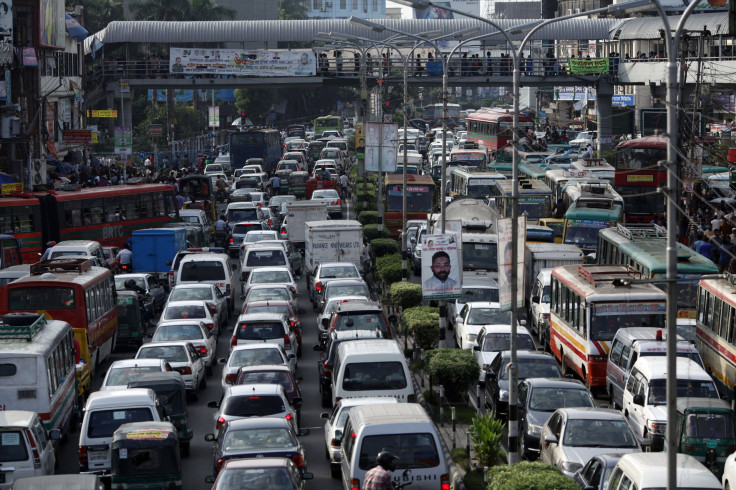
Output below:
[131,227,188,289]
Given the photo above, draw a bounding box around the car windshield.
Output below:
[245,233,276,243]
[233,223,262,235]
[105,366,162,387]
[223,395,285,417]
[0,429,28,462]
[466,308,511,325]
[683,412,735,439]
[320,266,359,279]
[459,287,499,304]
[313,190,339,199]
[482,333,535,352]
[230,348,284,367]
[246,305,290,317]
[115,277,145,290]
[251,270,291,284]
[327,285,368,299]
[247,288,290,302]
[235,322,285,340]
[214,468,291,489]
[169,288,213,302]
[180,261,225,281]
[246,251,286,267]
[223,428,296,450]
[342,362,407,391]
[562,418,638,447]
[335,313,386,335]
[87,408,155,438]
[164,304,206,320]
[648,379,719,405]
[463,244,499,271]
[499,358,559,380]
[152,324,204,341]
[528,387,595,411]
[138,345,188,363]
[238,371,294,392]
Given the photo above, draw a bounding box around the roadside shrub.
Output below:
[358,210,379,225]
[354,190,376,201]
[425,348,479,399]
[402,306,439,351]
[378,261,402,285]
[370,238,400,258]
[352,182,375,193]
[354,200,378,214]
[363,224,390,242]
[377,254,401,271]
[469,415,505,468]
[389,282,423,309]
[485,461,579,490]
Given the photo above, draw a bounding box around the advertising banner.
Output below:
[169,48,316,76]
[355,124,365,160]
[497,217,526,312]
[364,122,398,172]
[114,126,132,156]
[414,0,480,19]
[421,234,462,300]
[0,0,12,66]
[62,129,92,144]
[568,58,610,75]
[208,106,220,128]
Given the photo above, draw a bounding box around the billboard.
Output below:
[364,122,398,172]
[40,0,65,48]
[0,0,12,65]
[414,0,480,19]
[497,217,526,312]
[169,48,316,76]
[114,126,132,156]
[421,234,462,300]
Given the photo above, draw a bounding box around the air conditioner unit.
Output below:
[567,8,573,14]
[32,159,47,187]
[325,1,333,6]
[575,8,581,13]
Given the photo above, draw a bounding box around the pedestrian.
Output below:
[339,172,349,199]
[415,53,421,76]
[719,236,734,272]
[268,174,281,195]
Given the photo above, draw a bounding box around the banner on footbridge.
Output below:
[169,48,316,76]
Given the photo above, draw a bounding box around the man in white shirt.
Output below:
[423,251,457,293]
[339,173,349,199]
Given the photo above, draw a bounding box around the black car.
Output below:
[572,453,627,490]
[204,417,309,477]
[518,377,595,459]
[483,350,562,420]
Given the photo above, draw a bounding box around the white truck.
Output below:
[525,243,584,344]
[304,220,363,275]
[285,201,329,244]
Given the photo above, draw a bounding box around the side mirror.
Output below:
[292,397,303,407]
[288,353,296,359]
[302,472,314,481]
[334,430,343,442]
[231,263,237,271]
[633,394,644,406]
[207,401,219,409]
[313,344,324,351]
[298,428,310,436]
[320,412,329,419]
[531,296,539,303]
[163,405,174,417]
[166,260,173,266]
[49,429,61,441]
[455,316,463,325]
[205,476,216,484]
[218,357,227,365]
[544,433,558,444]
[487,371,497,380]
[321,318,329,328]
[204,433,215,442]
[473,345,480,351]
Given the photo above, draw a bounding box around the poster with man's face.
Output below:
[421,234,461,300]
[497,217,526,311]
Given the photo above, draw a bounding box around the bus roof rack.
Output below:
[615,223,667,241]
[577,265,641,286]
[0,313,46,342]
[30,258,93,275]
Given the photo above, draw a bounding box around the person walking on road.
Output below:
[268,174,281,195]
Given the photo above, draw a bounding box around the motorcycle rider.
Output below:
[214,215,229,248]
[115,243,133,272]
[215,175,228,201]
[123,278,152,327]
[363,451,399,490]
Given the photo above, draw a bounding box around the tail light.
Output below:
[285,413,293,422]
[225,373,236,384]
[216,417,226,430]
[216,458,226,472]
[441,474,450,490]
[229,237,233,244]
[337,200,341,205]
[408,394,416,403]
[290,320,296,328]
[168,270,175,286]
[284,334,291,349]
[290,286,297,295]
[335,397,342,403]
[350,478,360,490]
[226,284,231,296]
[196,345,208,356]
[177,366,192,375]
[315,281,323,291]
[241,271,249,281]
[291,454,305,468]
[257,203,262,208]
[25,429,41,469]
[206,302,217,315]
[231,336,238,347]
[78,445,89,472]
[205,323,214,332]
[268,219,273,226]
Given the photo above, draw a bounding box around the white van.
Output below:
[44,240,106,266]
[175,252,236,315]
[179,209,212,244]
[622,357,719,443]
[0,411,60,489]
[332,339,414,406]
[607,453,721,490]
[607,327,704,409]
[340,403,450,490]
[78,388,163,475]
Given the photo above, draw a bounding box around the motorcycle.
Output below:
[214,229,229,249]
[215,187,228,203]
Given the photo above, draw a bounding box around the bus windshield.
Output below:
[386,185,433,212]
[451,153,486,167]
[8,287,76,310]
[467,182,497,198]
[519,197,551,219]
[564,224,602,248]
[231,132,265,145]
[463,242,498,271]
[590,303,666,341]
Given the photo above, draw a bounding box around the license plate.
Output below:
[706,439,718,448]
[89,450,107,461]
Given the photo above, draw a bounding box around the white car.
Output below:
[321,397,399,478]
[453,302,511,351]
[204,164,224,175]
[243,266,297,299]
[473,323,536,383]
[100,359,170,391]
[214,154,231,173]
[159,300,218,335]
[244,284,298,313]
[150,320,217,376]
[310,189,342,218]
[447,272,499,328]
[167,284,229,332]
[539,408,640,478]
[317,296,370,340]
[220,344,295,390]
[135,341,206,398]
[208,384,298,433]
[231,313,298,363]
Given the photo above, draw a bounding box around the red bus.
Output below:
[467,109,535,154]
[614,136,667,223]
[0,259,117,393]
[0,183,178,263]
[384,174,436,238]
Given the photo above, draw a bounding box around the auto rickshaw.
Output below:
[308,141,325,163]
[128,372,193,456]
[671,397,736,478]
[116,290,146,348]
[179,175,216,230]
[275,169,293,194]
[288,171,309,199]
[111,421,182,489]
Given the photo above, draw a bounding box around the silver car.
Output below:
[167,284,229,332]
[150,320,217,376]
[310,189,342,218]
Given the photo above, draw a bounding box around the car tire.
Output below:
[206,362,213,377]
[321,391,332,408]
[181,441,190,457]
[331,463,341,479]
[199,375,207,390]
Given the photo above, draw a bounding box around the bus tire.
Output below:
[181,441,190,457]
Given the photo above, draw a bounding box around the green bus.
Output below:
[561,182,624,254]
[313,115,343,138]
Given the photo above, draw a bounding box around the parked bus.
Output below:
[228,129,281,172]
[313,115,343,138]
[0,258,117,386]
[550,265,667,389]
[561,182,623,254]
[490,178,553,225]
[695,274,736,400]
[0,184,178,263]
[0,313,77,437]
[449,167,505,199]
[466,109,534,154]
[384,174,436,237]
[614,136,667,223]
[422,103,460,128]
[597,224,719,339]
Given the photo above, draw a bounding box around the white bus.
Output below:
[0,313,77,439]
[549,265,666,392]
[449,167,506,199]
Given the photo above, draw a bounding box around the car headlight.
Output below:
[465,334,477,343]
[498,389,509,402]
[647,420,666,433]
[526,423,543,437]
[560,461,583,474]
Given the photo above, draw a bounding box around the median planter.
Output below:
[402,306,439,351]
[425,348,479,400]
[370,238,400,258]
[389,282,423,310]
[485,461,579,489]
[357,210,379,225]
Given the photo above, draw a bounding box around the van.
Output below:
[607,453,721,490]
[179,209,212,244]
[0,411,60,489]
[44,240,106,266]
[340,403,449,490]
[78,388,164,476]
[622,357,719,445]
[326,139,349,161]
[606,327,704,409]
[175,253,236,315]
[332,339,414,406]
[282,151,307,171]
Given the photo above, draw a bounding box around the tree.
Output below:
[68,0,124,34]
[130,0,234,21]
[279,0,308,20]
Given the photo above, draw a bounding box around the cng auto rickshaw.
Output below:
[111,421,182,489]
[179,175,216,231]
[671,397,736,478]
[288,171,309,199]
[128,372,193,456]
[116,290,145,348]
[308,141,325,164]
[275,169,293,194]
